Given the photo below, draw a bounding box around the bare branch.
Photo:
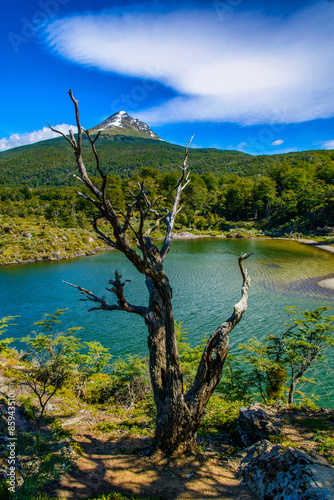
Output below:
[92,218,116,247]
[68,89,82,153]
[48,123,76,148]
[69,129,78,149]
[160,136,194,261]
[64,90,148,272]
[185,253,252,411]
[64,274,147,317]
[143,215,165,237]
[83,129,106,185]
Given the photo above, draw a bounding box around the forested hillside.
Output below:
[0,134,253,186]
[0,132,333,264]
[0,131,333,188]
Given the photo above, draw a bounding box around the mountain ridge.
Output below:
[0,114,332,187]
[89,111,162,140]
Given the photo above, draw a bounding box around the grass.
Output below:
[0,215,105,265]
[291,415,334,432]
[290,414,334,464]
[95,414,153,438]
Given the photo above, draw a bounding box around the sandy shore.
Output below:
[318,278,334,290]
[296,239,334,290]
[298,238,334,254]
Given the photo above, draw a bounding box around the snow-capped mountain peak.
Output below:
[90,111,160,140]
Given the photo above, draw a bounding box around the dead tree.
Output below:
[51,90,252,454]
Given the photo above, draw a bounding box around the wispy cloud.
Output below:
[271,139,284,146]
[45,3,334,126]
[227,141,296,155]
[322,139,334,149]
[0,124,77,152]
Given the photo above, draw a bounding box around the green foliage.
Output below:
[0,425,73,500]
[292,416,333,432]
[314,434,334,455]
[0,134,253,187]
[108,355,151,406]
[86,493,160,500]
[19,396,39,420]
[71,341,112,398]
[239,307,334,404]
[19,310,112,428]
[20,309,81,428]
[0,316,16,353]
[0,214,102,265]
[95,420,151,438]
[12,432,72,500]
[216,355,252,402]
[267,433,284,444]
[1,139,333,265]
[198,395,243,440]
[265,365,288,401]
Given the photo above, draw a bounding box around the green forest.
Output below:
[0,134,333,263]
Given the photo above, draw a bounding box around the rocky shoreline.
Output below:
[0,246,112,266]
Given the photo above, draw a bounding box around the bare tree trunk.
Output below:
[51,90,252,455]
[288,379,297,404]
[144,254,251,454]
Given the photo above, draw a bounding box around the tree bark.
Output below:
[288,379,297,404]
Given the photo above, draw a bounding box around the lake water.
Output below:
[1,238,334,404]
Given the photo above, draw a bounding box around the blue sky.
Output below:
[1,0,334,154]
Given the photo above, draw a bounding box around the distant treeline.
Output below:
[1,153,334,234]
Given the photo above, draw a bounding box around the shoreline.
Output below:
[296,238,334,255]
[0,246,113,267]
[295,239,334,290]
[1,231,333,272]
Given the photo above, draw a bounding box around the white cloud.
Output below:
[0,124,78,152]
[322,140,334,149]
[45,3,334,125]
[271,139,284,146]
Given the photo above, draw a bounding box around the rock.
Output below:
[173,232,202,239]
[21,231,31,239]
[238,404,281,446]
[237,440,334,500]
[61,415,84,427]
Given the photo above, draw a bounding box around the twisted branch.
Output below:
[63,271,147,316]
[160,136,193,261]
[185,253,253,411]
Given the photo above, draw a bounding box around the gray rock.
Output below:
[238,404,281,446]
[237,440,334,500]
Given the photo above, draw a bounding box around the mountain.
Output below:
[0,112,333,187]
[0,125,255,186]
[90,111,162,140]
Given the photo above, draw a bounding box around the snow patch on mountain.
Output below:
[91,111,160,140]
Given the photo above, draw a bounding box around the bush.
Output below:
[0,316,16,353]
[109,355,151,406]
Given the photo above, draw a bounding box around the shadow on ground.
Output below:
[49,434,257,500]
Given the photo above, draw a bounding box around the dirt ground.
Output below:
[55,443,257,500]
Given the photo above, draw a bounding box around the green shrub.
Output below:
[0,316,16,353]
[108,355,151,406]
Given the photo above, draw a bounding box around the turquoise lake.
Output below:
[1,238,334,404]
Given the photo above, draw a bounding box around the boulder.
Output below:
[238,404,281,446]
[237,440,334,500]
